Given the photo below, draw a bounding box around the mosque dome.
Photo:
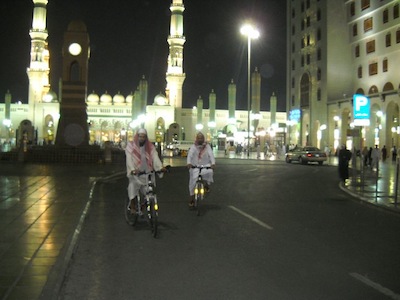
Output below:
[126,92,134,104]
[100,92,112,104]
[42,90,58,103]
[154,93,168,106]
[113,91,125,104]
[87,91,99,103]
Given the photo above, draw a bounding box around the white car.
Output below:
[285,146,327,165]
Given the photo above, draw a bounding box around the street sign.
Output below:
[353,94,370,126]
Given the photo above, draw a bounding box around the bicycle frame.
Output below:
[194,172,205,199]
[141,173,158,215]
[191,165,211,215]
[125,167,170,237]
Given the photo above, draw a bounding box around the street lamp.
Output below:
[241,23,259,158]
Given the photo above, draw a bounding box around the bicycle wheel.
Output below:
[147,195,158,238]
[125,196,138,226]
[194,182,203,216]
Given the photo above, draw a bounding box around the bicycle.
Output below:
[125,166,170,238]
[191,165,212,216]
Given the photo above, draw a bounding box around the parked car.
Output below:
[285,146,327,165]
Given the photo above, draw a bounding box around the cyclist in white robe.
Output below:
[186,132,216,206]
[125,128,165,213]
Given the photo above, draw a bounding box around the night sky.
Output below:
[0,0,286,111]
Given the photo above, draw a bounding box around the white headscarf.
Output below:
[137,128,147,135]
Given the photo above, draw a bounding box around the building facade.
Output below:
[287,0,400,153]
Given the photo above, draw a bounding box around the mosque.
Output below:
[0,0,286,152]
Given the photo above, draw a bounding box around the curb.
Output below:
[41,171,126,299]
[339,182,400,215]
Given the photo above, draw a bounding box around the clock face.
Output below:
[68,43,82,56]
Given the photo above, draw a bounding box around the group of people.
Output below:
[339,143,400,184]
[361,145,399,169]
[125,129,215,213]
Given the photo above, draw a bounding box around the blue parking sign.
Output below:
[353,94,370,126]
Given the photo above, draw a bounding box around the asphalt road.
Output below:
[58,160,400,300]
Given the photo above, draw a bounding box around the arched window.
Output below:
[69,61,80,82]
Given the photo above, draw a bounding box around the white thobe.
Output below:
[186,143,215,196]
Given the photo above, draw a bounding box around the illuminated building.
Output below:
[0,0,286,150]
[287,0,400,150]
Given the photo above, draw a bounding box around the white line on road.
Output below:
[228,205,273,230]
[349,272,400,300]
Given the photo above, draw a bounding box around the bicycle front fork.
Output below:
[145,196,158,213]
[194,182,205,198]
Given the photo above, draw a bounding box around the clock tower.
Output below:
[55,20,90,146]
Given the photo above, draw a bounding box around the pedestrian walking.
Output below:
[324,145,331,165]
[362,146,369,167]
[381,145,387,162]
[391,146,397,162]
[368,147,373,167]
[338,144,352,183]
[371,145,381,171]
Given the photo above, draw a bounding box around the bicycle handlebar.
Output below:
[131,165,171,176]
[190,165,212,169]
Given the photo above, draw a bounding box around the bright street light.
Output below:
[241,23,259,158]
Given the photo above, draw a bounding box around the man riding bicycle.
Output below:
[186,132,215,207]
[125,128,166,214]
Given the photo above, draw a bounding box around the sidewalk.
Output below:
[339,157,400,214]
[0,163,124,300]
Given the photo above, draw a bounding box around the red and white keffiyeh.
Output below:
[126,133,155,170]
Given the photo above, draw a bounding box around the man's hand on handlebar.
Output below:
[188,164,215,169]
[161,165,171,173]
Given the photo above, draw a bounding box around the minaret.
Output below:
[196,96,203,129]
[208,90,216,140]
[27,0,50,123]
[133,88,141,123]
[251,67,261,132]
[270,92,277,126]
[228,79,236,124]
[251,67,261,115]
[208,90,216,125]
[166,0,186,108]
[139,75,148,114]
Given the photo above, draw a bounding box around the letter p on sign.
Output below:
[356,97,368,111]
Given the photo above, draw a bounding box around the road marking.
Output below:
[349,272,400,300]
[228,205,273,230]
[240,168,259,173]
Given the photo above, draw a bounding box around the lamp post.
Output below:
[241,23,259,158]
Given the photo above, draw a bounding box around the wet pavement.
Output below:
[0,163,125,300]
[0,152,399,300]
